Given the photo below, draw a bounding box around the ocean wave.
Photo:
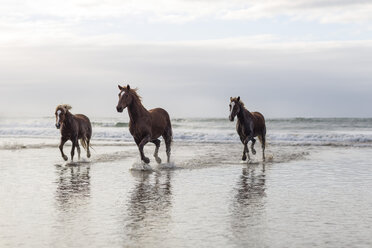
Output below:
[0,141,57,150]
[91,122,128,127]
[0,139,134,150]
[1,132,372,150]
[268,132,372,145]
[1,118,372,149]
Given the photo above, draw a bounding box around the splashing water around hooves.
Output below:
[156,162,176,170]
[130,161,154,171]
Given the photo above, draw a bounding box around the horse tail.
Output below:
[258,135,264,147]
[258,126,266,148]
[168,119,173,142]
[80,137,95,151]
[164,114,173,163]
[80,137,88,151]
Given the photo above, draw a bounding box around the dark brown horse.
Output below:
[55,104,92,161]
[116,84,172,164]
[229,97,266,162]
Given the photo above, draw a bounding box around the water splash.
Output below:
[130,161,154,171]
[156,162,177,170]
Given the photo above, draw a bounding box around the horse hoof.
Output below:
[87,152,91,158]
[252,149,256,155]
[63,155,68,161]
[155,157,162,164]
[242,154,247,161]
[143,157,150,164]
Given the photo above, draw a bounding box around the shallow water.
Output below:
[1,141,372,248]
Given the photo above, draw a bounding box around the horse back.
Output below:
[149,108,171,139]
[74,114,92,138]
[251,111,266,135]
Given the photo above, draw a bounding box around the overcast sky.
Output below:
[0,0,371,118]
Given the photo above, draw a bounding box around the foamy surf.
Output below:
[2,117,372,148]
[156,162,177,170]
[130,161,154,171]
[232,149,306,165]
[129,160,179,172]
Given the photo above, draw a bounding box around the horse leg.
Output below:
[250,138,256,155]
[163,129,172,163]
[76,141,81,160]
[242,141,250,161]
[59,137,68,161]
[70,138,78,161]
[165,138,171,163]
[151,139,162,164]
[242,145,247,161]
[139,135,151,164]
[86,138,91,158]
[260,135,266,162]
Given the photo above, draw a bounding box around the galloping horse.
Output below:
[116,84,172,164]
[55,104,92,161]
[229,97,266,162]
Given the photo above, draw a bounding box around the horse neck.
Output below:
[63,111,74,127]
[127,97,149,122]
[237,105,252,123]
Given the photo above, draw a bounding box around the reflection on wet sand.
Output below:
[230,164,267,246]
[55,164,91,211]
[52,164,92,247]
[125,170,173,245]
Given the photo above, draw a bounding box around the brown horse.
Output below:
[229,97,266,162]
[55,104,92,161]
[116,84,172,164]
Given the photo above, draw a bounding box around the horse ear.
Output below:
[230,97,232,101]
[118,85,123,90]
[127,84,130,90]
[237,96,240,102]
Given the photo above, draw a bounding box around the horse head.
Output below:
[116,84,134,112]
[55,104,71,129]
[229,96,241,121]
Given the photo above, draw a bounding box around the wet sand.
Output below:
[1,142,372,248]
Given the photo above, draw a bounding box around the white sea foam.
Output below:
[1,117,372,149]
[156,162,177,170]
[130,161,154,171]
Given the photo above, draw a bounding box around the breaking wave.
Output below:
[1,117,372,149]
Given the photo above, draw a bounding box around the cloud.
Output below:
[221,0,372,23]
[0,1,371,117]
[37,1,372,24]
[0,0,371,48]
[1,39,371,117]
[1,0,372,27]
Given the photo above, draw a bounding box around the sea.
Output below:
[1,117,372,148]
[1,117,372,247]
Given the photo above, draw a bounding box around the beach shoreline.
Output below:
[1,118,372,247]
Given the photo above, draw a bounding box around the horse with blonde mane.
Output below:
[116,84,172,164]
[55,104,92,161]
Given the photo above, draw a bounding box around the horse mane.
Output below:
[128,87,143,105]
[56,104,72,113]
[231,97,245,108]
